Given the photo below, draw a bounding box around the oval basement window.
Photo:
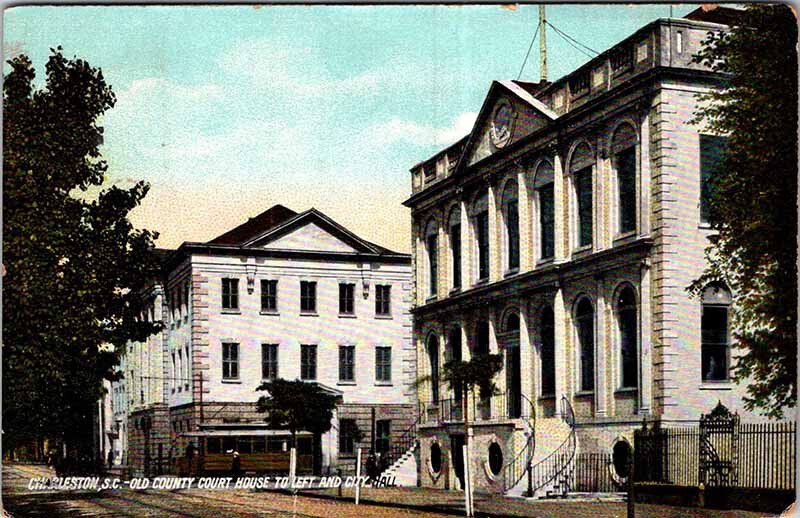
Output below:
[613,440,632,478]
[430,443,442,474]
[488,443,503,476]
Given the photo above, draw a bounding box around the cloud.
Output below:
[368,111,477,148]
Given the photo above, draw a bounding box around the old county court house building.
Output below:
[405,9,779,496]
[111,205,414,477]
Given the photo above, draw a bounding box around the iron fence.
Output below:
[634,419,795,490]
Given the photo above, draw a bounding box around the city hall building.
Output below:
[405,8,791,496]
[111,205,414,477]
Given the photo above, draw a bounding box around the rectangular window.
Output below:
[539,184,555,259]
[702,306,730,381]
[301,344,317,380]
[375,285,391,316]
[476,211,490,280]
[617,147,637,234]
[450,224,461,289]
[262,343,278,380]
[575,167,593,248]
[427,234,438,296]
[700,135,728,225]
[339,418,358,455]
[376,420,391,455]
[339,283,355,315]
[261,279,278,312]
[222,278,239,310]
[339,345,355,382]
[375,346,392,382]
[300,281,317,313]
[222,342,239,380]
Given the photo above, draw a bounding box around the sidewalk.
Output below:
[282,485,779,518]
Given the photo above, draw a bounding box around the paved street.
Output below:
[2,464,780,518]
[2,464,445,518]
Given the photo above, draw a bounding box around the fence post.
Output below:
[355,447,362,505]
[627,450,635,518]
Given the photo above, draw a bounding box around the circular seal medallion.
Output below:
[490,101,515,148]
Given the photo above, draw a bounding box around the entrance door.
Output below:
[450,434,465,490]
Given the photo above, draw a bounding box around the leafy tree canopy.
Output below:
[256,379,340,445]
[690,5,797,418]
[443,354,504,400]
[3,48,161,452]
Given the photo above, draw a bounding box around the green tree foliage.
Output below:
[691,5,797,418]
[3,49,161,455]
[442,354,504,401]
[256,379,340,447]
[441,353,503,446]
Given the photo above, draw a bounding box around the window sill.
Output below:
[449,287,462,295]
[221,310,241,315]
[221,379,242,384]
[425,295,438,303]
[699,382,733,390]
[338,314,357,319]
[473,278,489,287]
[536,257,555,267]
[260,310,280,316]
[614,387,638,395]
[698,222,714,230]
[574,390,594,397]
[261,378,277,383]
[613,231,637,244]
[374,314,393,320]
[538,394,555,401]
[337,381,357,386]
[299,312,319,317]
[572,245,592,258]
[374,381,393,386]
[504,268,520,278]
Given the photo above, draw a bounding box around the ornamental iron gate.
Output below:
[698,401,739,487]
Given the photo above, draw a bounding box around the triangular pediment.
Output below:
[244,209,383,255]
[258,221,358,253]
[463,80,557,168]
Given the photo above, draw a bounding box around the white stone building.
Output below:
[404,7,793,496]
[113,205,414,476]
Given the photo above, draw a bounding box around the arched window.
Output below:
[539,306,555,396]
[575,297,595,392]
[612,124,638,235]
[701,283,732,382]
[448,207,462,290]
[616,286,638,389]
[502,180,520,271]
[534,161,555,260]
[570,143,594,249]
[427,334,440,402]
[472,192,490,281]
[424,219,438,297]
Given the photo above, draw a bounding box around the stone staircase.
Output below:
[378,442,418,486]
[507,396,578,499]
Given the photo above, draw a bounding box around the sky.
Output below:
[4,4,697,253]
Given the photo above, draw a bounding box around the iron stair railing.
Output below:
[501,391,537,493]
[529,395,577,495]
